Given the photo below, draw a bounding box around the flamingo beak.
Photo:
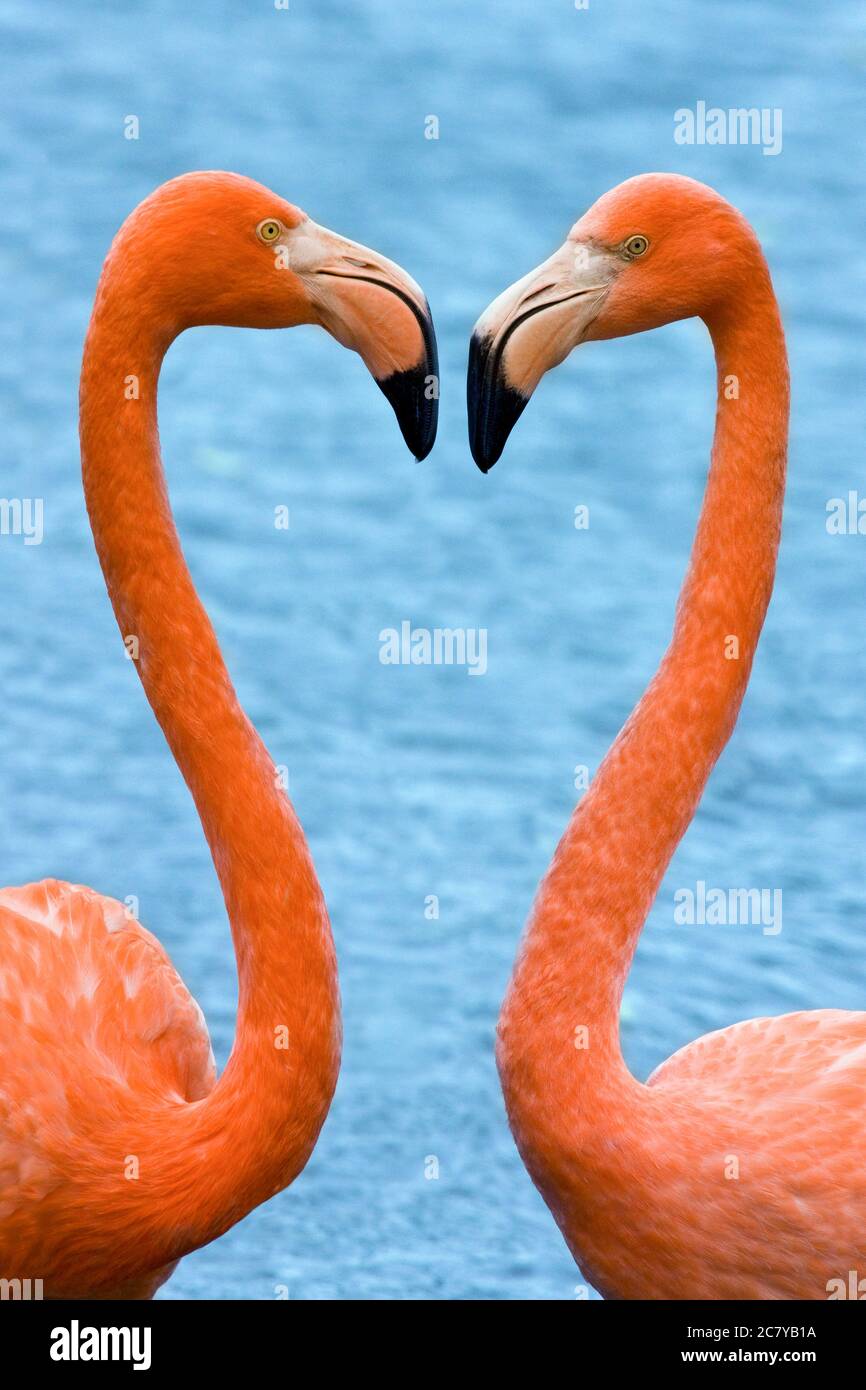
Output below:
[467,239,615,472]
[301,223,439,460]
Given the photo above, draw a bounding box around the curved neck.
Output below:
[79,285,340,1253]
[501,270,789,1098]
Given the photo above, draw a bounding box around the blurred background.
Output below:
[0,0,864,1299]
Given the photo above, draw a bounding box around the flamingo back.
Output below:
[0,878,215,1229]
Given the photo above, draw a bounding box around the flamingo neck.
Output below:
[79,284,340,1247]
[499,267,789,1107]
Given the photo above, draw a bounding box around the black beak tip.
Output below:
[376,301,439,461]
[376,360,439,462]
[467,330,529,475]
[472,445,497,475]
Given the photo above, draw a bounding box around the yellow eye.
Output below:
[623,234,649,258]
[256,219,282,244]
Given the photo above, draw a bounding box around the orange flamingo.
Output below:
[0,171,437,1299]
[468,173,865,1299]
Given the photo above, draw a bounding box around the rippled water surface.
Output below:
[1,0,864,1299]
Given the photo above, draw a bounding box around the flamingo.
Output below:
[467,173,865,1300]
[0,171,438,1299]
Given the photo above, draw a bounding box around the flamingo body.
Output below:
[0,881,215,1297]
[507,1007,866,1301]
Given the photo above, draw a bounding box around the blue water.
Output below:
[1,0,864,1299]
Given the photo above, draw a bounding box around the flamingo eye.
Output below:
[623,234,649,259]
[256,219,283,244]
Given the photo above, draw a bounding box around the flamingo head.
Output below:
[467,172,756,472]
[112,172,439,460]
